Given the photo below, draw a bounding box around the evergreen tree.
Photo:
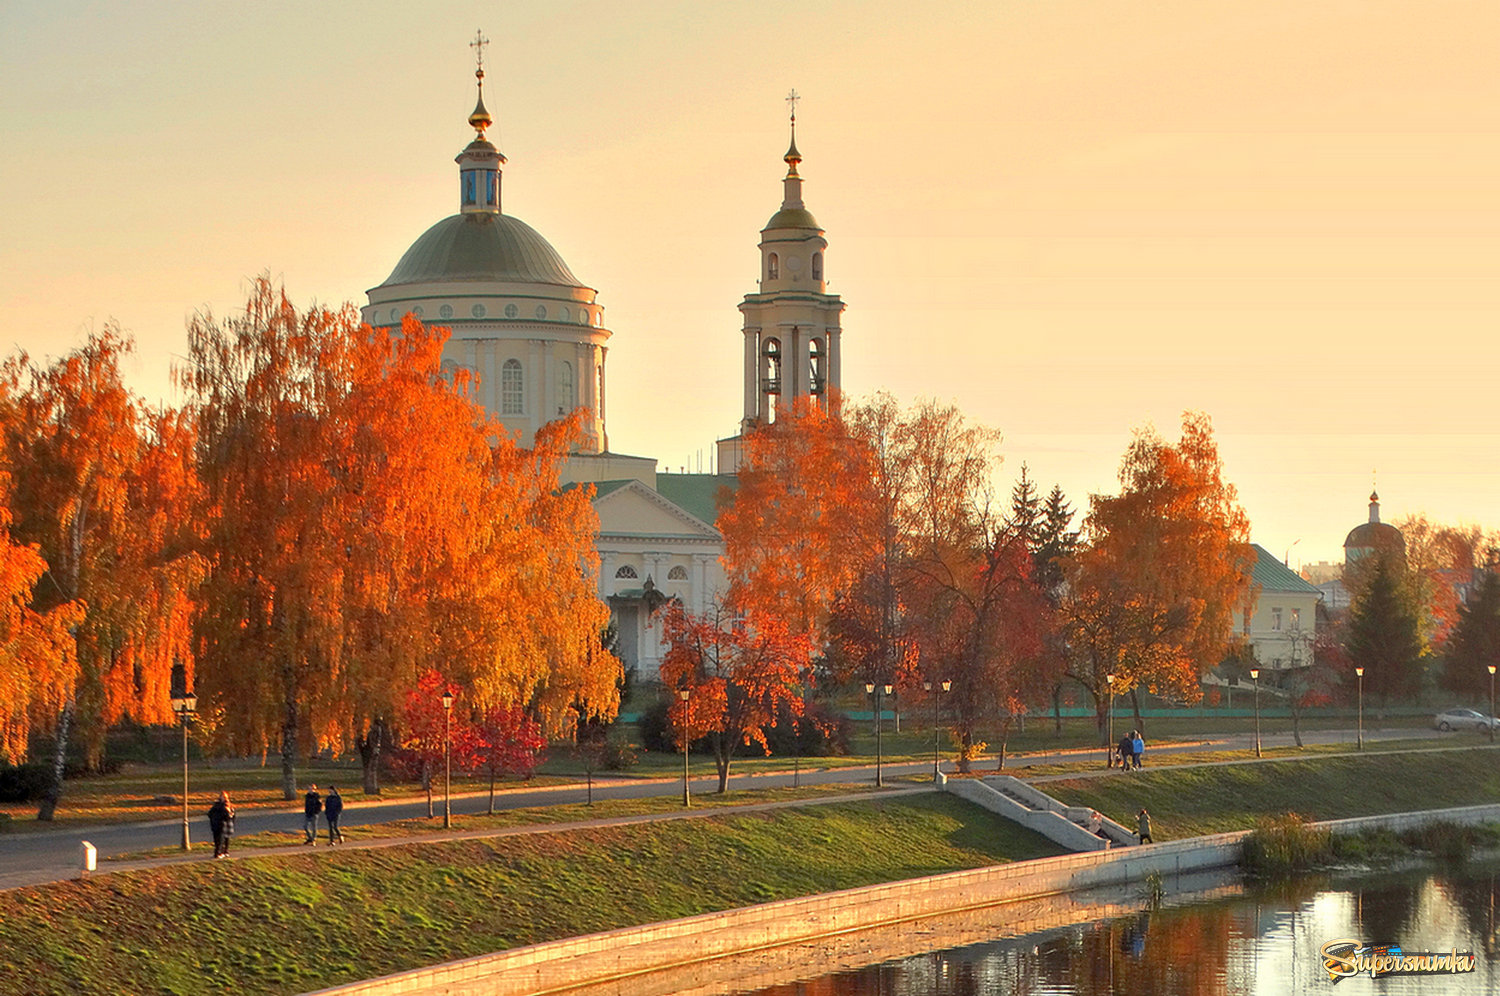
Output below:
[1346,554,1425,705]
[1033,485,1078,604]
[1441,569,1500,700]
[1007,465,1041,547]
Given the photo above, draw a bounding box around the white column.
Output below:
[742,325,759,423]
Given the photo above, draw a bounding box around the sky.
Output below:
[2,0,1497,567]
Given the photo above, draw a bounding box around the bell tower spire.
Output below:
[456,29,505,215]
[718,91,847,475]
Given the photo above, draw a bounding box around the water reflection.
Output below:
[744,863,1499,996]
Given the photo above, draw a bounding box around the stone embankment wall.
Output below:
[306,801,1500,996]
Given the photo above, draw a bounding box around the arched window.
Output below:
[502,358,524,415]
[767,252,779,280]
[812,252,823,280]
[668,565,688,581]
[558,361,574,415]
[761,338,782,395]
[809,338,825,395]
[614,565,638,579]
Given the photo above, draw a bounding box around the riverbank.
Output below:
[0,793,1061,996]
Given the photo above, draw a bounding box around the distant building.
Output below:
[1300,561,1342,585]
[1238,544,1322,671]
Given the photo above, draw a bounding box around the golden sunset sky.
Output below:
[2,0,1496,565]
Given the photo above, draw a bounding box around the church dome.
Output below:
[763,206,821,231]
[379,212,582,289]
[1343,490,1405,558]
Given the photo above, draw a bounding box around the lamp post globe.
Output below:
[678,688,691,807]
[1354,666,1364,750]
[441,689,454,829]
[1488,665,1496,744]
[169,689,197,851]
[1249,668,1261,758]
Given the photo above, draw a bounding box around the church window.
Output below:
[559,306,570,322]
[767,253,779,280]
[440,304,454,319]
[502,358,524,415]
[535,305,547,320]
[614,565,638,579]
[809,338,825,394]
[761,338,782,395]
[504,303,519,319]
[485,170,498,206]
[668,566,688,581]
[471,303,487,318]
[462,171,477,206]
[412,306,424,318]
[812,252,823,280]
[559,361,574,414]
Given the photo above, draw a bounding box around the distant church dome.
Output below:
[381,213,580,288]
[1344,490,1404,562]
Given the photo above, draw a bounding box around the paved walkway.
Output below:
[0,724,1454,892]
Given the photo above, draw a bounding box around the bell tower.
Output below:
[718,92,846,474]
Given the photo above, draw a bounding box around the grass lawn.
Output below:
[0,794,1064,996]
[1045,745,1500,839]
[1013,737,1457,777]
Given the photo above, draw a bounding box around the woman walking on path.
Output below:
[1132,731,1145,769]
[325,785,345,844]
[1137,807,1153,845]
[207,791,235,858]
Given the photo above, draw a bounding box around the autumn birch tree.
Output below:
[1063,412,1254,740]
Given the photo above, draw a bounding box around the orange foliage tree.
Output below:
[4,329,199,818]
[0,365,80,765]
[186,280,619,799]
[718,396,876,643]
[1063,412,1254,741]
[658,598,812,792]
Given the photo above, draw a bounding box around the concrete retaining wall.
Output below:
[306,802,1500,996]
[307,831,1244,996]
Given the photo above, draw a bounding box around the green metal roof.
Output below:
[763,207,821,231]
[379,213,581,288]
[1250,544,1322,594]
[655,473,737,527]
[588,479,634,501]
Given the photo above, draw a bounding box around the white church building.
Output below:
[362,56,844,678]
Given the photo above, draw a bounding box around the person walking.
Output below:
[1117,733,1133,771]
[207,790,235,859]
[1137,807,1154,845]
[302,784,323,845]
[324,784,345,844]
[1132,731,1145,769]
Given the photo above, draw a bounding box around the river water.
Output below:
[735,861,1500,996]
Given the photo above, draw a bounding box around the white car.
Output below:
[1434,707,1500,732]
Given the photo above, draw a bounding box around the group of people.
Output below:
[1116,729,1146,770]
[1084,806,1154,846]
[202,783,346,860]
[303,784,345,845]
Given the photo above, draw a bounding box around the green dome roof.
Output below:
[380,213,581,288]
[764,207,821,231]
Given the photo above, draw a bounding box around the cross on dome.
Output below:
[471,29,489,75]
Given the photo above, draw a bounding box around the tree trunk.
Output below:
[1129,688,1145,738]
[1053,686,1062,735]
[280,705,298,801]
[357,717,386,796]
[487,766,497,815]
[36,700,74,821]
[957,730,973,774]
[1290,696,1304,748]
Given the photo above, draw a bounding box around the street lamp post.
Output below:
[1105,673,1116,768]
[866,683,890,787]
[169,687,197,851]
[924,679,951,782]
[1249,667,1261,758]
[1354,666,1364,750]
[678,688,691,808]
[441,689,454,829]
[1488,665,1496,744]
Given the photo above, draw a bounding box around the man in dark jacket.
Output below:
[1117,733,1133,770]
[324,785,345,844]
[302,784,322,844]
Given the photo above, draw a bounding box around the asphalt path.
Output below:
[0,724,1449,891]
